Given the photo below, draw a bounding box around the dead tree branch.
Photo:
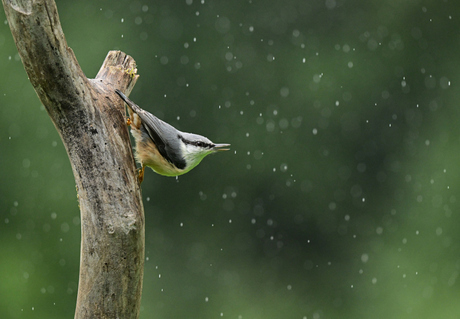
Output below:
[2,0,145,318]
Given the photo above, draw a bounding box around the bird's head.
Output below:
[178,132,230,173]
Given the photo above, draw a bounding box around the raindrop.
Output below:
[279,118,289,130]
[225,52,233,61]
[280,87,289,97]
[266,121,275,132]
[61,223,70,233]
[160,56,169,65]
[439,77,451,89]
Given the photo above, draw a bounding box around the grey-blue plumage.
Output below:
[115,89,230,180]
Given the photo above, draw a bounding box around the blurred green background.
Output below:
[1,0,460,318]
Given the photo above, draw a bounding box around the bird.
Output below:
[115,89,230,183]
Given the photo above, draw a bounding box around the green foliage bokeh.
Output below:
[1,1,460,318]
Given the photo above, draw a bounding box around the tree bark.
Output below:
[2,0,145,318]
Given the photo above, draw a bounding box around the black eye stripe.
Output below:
[179,135,214,148]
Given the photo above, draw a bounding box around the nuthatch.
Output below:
[115,89,230,182]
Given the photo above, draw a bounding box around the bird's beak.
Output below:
[212,143,231,151]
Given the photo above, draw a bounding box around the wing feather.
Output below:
[115,90,186,169]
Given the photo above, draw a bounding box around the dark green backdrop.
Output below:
[1,0,460,318]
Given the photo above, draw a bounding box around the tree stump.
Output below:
[2,0,145,318]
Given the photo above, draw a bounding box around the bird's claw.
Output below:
[138,165,145,184]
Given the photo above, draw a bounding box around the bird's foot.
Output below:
[138,165,145,184]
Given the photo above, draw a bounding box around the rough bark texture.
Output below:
[2,0,145,318]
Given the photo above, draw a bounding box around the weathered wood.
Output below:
[2,0,145,318]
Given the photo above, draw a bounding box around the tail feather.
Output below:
[115,89,142,114]
[115,89,142,129]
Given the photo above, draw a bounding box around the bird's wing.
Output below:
[115,90,186,169]
[137,112,185,169]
